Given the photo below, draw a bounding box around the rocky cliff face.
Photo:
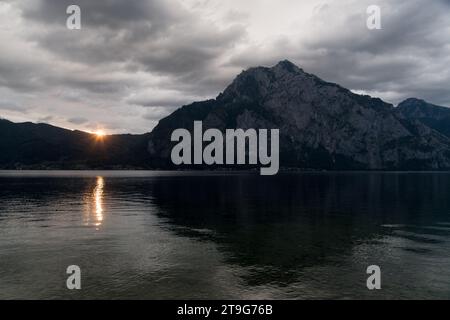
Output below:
[148,60,450,170]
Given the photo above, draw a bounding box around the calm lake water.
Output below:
[0,171,449,300]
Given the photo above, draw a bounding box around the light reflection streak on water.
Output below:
[94,176,104,226]
[83,176,105,228]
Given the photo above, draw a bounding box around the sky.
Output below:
[0,0,449,134]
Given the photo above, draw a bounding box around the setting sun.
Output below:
[93,130,106,138]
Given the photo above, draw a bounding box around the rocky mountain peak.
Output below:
[219,60,328,103]
[148,60,450,170]
[272,59,303,73]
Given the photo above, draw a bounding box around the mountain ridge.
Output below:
[2,60,450,170]
[148,60,450,170]
[0,118,151,169]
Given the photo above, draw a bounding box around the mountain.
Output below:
[148,60,450,170]
[397,98,450,138]
[0,119,151,169]
[2,60,450,170]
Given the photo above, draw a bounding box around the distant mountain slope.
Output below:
[148,60,450,170]
[0,119,151,169]
[397,98,450,138]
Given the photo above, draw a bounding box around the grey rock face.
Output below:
[148,60,450,170]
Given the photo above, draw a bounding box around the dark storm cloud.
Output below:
[21,0,179,66]
[23,0,176,31]
[20,0,244,80]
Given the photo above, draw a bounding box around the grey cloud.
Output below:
[0,100,27,112]
[11,0,245,108]
[225,0,450,106]
[127,94,198,108]
[38,115,54,122]
[22,0,244,75]
[0,59,44,92]
[67,117,88,125]
[22,0,177,31]
[293,0,450,106]
[142,107,177,121]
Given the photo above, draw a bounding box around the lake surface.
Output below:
[0,171,449,299]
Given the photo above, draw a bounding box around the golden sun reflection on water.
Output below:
[83,176,105,229]
[94,176,104,226]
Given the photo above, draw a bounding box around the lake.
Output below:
[0,171,449,299]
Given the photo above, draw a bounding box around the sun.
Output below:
[93,129,106,138]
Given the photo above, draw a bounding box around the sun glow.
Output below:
[94,129,106,138]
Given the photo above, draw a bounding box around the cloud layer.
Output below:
[0,0,449,133]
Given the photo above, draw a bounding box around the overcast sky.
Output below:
[1,0,449,133]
